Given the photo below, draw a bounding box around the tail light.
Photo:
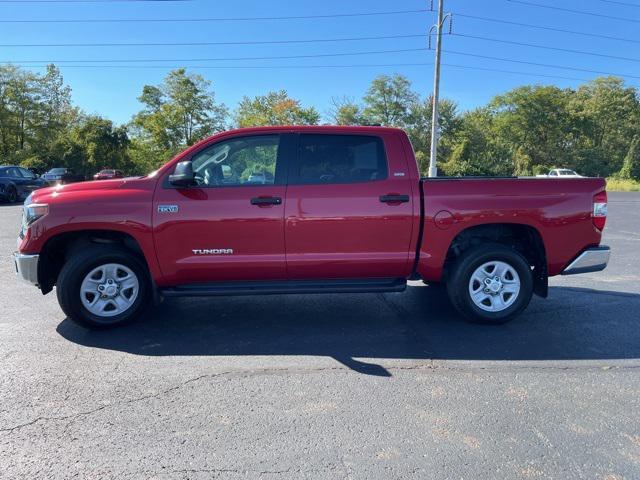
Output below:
[592,191,607,231]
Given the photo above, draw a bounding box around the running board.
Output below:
[160,278,407,297]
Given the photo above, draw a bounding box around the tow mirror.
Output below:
[169,161,196,188]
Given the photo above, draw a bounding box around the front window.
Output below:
[190,135,280,187]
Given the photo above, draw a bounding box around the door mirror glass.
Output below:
[169,161,196,188]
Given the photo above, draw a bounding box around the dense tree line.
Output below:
[1,64,638,180]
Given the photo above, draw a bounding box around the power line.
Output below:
[595,0,640,7]
[443,63,588,82]
[0,0,189,2]
[1,47,429,64]
[0,34,425,48]
[453,13,640,44]
[505,0,640,23]
[443,49,640,80]
[6,42,640,81]
[453,33,640,64]
[8,60,605,82]
[0,9,430,23]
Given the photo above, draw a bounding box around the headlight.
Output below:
[23,203,49,228]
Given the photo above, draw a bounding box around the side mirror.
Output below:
[169,161,196,188]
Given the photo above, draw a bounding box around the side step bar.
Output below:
[160,278,407,297]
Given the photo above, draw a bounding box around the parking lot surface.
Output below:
[1,192,639,479]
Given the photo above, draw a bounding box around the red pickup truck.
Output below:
[14,126,610,329]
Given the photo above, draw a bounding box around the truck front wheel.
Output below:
[446,244,533,324]
[56,246,151,329]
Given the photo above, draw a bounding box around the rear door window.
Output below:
[293,134,387,184]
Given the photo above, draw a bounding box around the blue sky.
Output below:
[1,0,639,125]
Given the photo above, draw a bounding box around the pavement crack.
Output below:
[3,362,640,434]
[0,370,235,435]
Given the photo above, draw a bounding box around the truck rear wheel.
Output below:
[446,244,533,324]
[56,245,151,329]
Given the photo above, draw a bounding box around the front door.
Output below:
[153,133,291,286]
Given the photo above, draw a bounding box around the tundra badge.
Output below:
[192,249,234,255]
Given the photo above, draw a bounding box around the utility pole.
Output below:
[428,0,449,178]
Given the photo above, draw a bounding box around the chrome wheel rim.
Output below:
[468,261,521,312]
[80,263,139,318]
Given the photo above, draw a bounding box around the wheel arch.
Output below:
[38,229,152,295]
[442,223,548,297]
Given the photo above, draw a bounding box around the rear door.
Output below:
[284,132,415,279]
[153,133,293,286]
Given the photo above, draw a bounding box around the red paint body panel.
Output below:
[18,178,163,282]
[18,126,607,290]
[152,184,287,286]
[416,177,606,281]
[284,130,416,279]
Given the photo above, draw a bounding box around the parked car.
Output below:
[93,169,124,181]
[0,165,48,203]
[246,171,274,184]
[42,168,85,185]
[14,126,609,329]
[537,168,583,178]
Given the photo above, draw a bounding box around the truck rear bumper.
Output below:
[561,246,610,275]
[14,252,39,286]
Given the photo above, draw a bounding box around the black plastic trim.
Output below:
[160,278,407,297]
[409,180,426,280]
[380,194,410,203]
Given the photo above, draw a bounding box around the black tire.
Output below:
[7,186,17,203]
[446,243,533,324]
[56,245,151,329]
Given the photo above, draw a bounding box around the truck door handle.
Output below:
[379,194,410,203]
[251,196,282,206]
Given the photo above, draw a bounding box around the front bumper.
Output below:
[14,252,39,286]
[561,246,610,275]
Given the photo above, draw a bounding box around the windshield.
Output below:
[48,168,66,174]
[558,169,577,175]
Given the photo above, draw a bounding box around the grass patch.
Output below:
[606,178,640,192]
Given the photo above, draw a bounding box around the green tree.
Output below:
[619,136,640,180]
[329,96,367,125]
[362,74,418,126]
[490,85,574,175]
[440,108,511,176]
[34,65,73,149]
[132,69,228,155]
[71,115,131,172]
[406,97,460,175]
[235,90,319,127]
[569,77,640,176]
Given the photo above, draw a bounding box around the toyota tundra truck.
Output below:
[14,126,610,329]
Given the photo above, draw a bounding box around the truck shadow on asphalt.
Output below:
[57,285,640,376]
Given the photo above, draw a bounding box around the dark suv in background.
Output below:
[0,165,48,203]
[42,168,85,185]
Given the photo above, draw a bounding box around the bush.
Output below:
[619,136,640,180]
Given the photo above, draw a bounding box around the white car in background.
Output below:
[538,168,583,178]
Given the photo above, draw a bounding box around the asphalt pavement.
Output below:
[1,192,639,479]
